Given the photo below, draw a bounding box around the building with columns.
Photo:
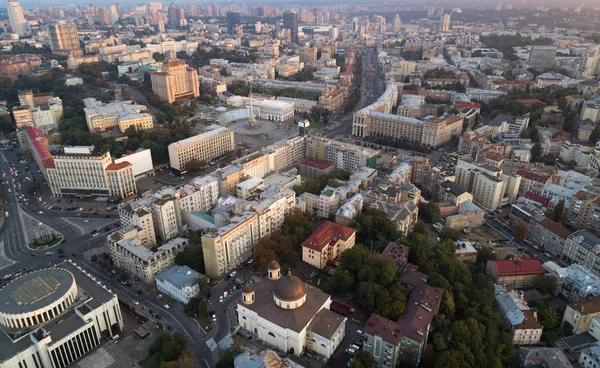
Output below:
[0,261,123,368]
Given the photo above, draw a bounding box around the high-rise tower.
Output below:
[7,0,28,37]
[283,11,299,44]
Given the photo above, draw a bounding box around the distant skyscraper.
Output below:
[283,11,299,44]
[393,14,402,31]
[7,0,28,36]
[226,11,241,35]
[168,3,178,28]
[49,22,81,55]
[108,5,119,24]
[427,6,436,16]
[97,7,110,26]
[440,14,451,32]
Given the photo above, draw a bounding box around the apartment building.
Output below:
[517,169,551,196]
[363,284,444,366]
[562,296,600,334]
[45,146,136,199]
[301,221,356,269]
[568,179,600,234]
[306,136,378,171]
[168,125,234,171]
[454,159,520,211]
[201,187,296,278]
[48,22,82,56]
[83,98,153,133]
[562,231,600,276]
[151,58,199,104]
[202,212,260,278]
[108,227,188,284]
[526,216,571,258]
[118,176,220,242]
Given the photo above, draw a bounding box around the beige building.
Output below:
[568,182,600,234]
[48,21,82,56]
[301,221,356,269]
[151,58,199,104]
[202,188,296,278]
[353,112,464,148]
[118,176,220,243]
[237,261,346,359]
[299,46,318,63]
[45,146,137,199]
[454,159,520,211]
[83,98,153,133]
[202,212,260,278]
[108,227,188,284]
[168,125,234,171]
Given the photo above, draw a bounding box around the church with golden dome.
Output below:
[237,260,347,358]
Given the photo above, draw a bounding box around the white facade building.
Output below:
[0,262,123,368]
[237,261,346,359]
[155,265,200,304]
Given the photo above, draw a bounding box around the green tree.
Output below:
[350,350,377,368]
[531,143,542,160]
[413,221,428,235]
[534,275,558,295]
[419,201,441,223]
[174,232,205,273]
[440,227,462,241]
[514,222,529,243]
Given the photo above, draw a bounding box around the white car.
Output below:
[164,304,170,309]
[219,296,223,303]
[38,211,43,215]
[157,294,163,299]
[230,270,237,278]
[212,314,217,322]
[133,300,139,305]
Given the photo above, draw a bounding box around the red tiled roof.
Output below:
[517,169,550,184]
[490,259,545,277]
[535,217,571,239]
[397,284,444,343]
[455,101,482,110]
[380,242,409,263]
[301,157,333,170]
[363,314,403,345]
[568,295,600,315]
[516,99,543,105]
[524,192,550,207]
[106,161,132,170]
[43,157,55,169]
[486,152,504,162]
[301,221,355,252]
[25,127,51,161]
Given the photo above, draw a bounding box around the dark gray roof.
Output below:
[308,308,345,339]
[489,114,515,127]
[441,180,466,196]
[240,278,330,333]
[0,261,116,362]
[0,269,74,315]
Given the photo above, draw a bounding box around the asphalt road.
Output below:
[0,148,226,366]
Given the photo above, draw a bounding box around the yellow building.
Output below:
[83,98,153,133]
[151,58,199,104]
[301,221,356,269]
[168,125,234,171]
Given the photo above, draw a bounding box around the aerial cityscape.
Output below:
[0,1,600,368]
